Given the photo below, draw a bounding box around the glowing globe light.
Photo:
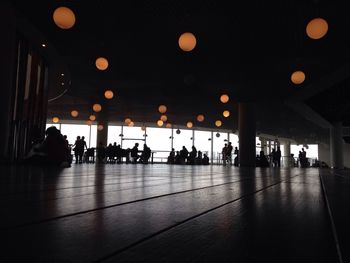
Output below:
[160,115,168,122]
[71,110,79,117]
[128,121,134,127]
[291,71,306,84]
[179,32,197,52]
[97,125,104,131]
[215,120,222,127]
[158,105,167,114]
[220,94,229,103]
[52,117,60,123]
[223,110,230,118]
[89,115,96,121]
[166,123,172,128]
[124,118,132,125]
[104,90,114,99]
[306,18,328,40]
[197,114,205,122]
[53,7,76,29]
[95,57,109,71]
[157,120,164,127]
[86,120,92,126]
[92,103,102,112]
[186,122,193,128]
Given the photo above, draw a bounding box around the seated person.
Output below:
[140,144,151,164]
[259,151,269,167]
[202,154,209,165]
[195,151,203,165]
[131,143,139,163]
[167,148,175,164]
[174,151,181,164]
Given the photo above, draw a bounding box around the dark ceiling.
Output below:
[9,0,350,141]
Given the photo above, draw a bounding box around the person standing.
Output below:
[276,146,282,167]
[222,143,228,165]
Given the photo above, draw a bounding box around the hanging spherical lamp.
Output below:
[92,103,102,112]
[86,120,92,126]
[291,71,306,84]
[160,115,168,122]
[158,105,167,114]
[176,129,181,134]
[223,110,230,118]
[104,90,114,99]
[95,57,109,71]
[157,120,164,127]
[178,32,197,52]
[166,123,172,128]
[124,118,132,125]
[89,115,96,121]
[52,117,60,123]
[53,7,76,29]
[97,125,104,131]
[186,122,193,128]
[220,94,229,103]
[215,120,222,127]
[197,114,205,122]
[71,110,79,117]
[306,18,328,40]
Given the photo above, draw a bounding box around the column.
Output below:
[238,103,256,167]
[330,122,344,169]
[210,131,214,164]
[284,141,291,167]
[96,121,108,147]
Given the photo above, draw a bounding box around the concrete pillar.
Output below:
[330,122,344,169]
[284,141,291,167]
[96,121,108,147]
[238,103,256,167]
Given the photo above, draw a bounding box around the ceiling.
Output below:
[9,0,350,142]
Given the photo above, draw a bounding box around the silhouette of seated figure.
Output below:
[167,148,175,164]
[258,151,269,167]
[188,146,197,165]
[202,154,209,165]
[131,143,139,164]
[174,151,181,164]
[140,144,151,164]
[195,151,202,165]
[179,146,189,164]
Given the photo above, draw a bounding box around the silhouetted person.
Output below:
[202,154,209,165]
[188,146,197,164]
[226,142,233,165]
[276,146,281,167]
[131,143,139,163]
[195,151,202,165]
[180,146,189,164]
[73,136,83,163]
[167,148,175,164]
[141,144,151,164]
[222,143,228,165]
[259,151,269,167]
[234,147,239,166]
[271,148,277,167]
[174,151,181,164]
[300,148,308,167]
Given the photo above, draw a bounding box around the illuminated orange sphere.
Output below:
[95,57,109,71]
[92,104,102,112]
[215,120,222,127]
[71,110,79,117]
[53,7,76,29]
[220,94,229,103]
[160,115,168,122]
[97,125,104,131]
[52,117,60,123]
[124,118,132,125]
[186,122,193,128]
[89,115,96,121]
[157,120,164,127]
[197,114,205,122]
[158,105,167,114]
[306,18,328,40]
[179,32,197,52]
[166,123,172,128]
[223,110,230,118]
[291,71,306,84]
[104,90,114,99]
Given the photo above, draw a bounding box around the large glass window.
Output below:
[194,130,212,158]
[122,126,145,149]
[213,132,229,161]
[107,125,122,146]
[172,129,193,152]
[60,124,97,148]
[291,144,318,159]
[145,127,172,162]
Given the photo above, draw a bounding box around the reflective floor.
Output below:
[0,164,344,262]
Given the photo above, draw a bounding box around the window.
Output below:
[122,126,145,149]
[194,130,212,158]
[107,125,122,146]
[173,129,193,152]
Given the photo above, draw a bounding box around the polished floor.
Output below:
[0,164,346,262]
